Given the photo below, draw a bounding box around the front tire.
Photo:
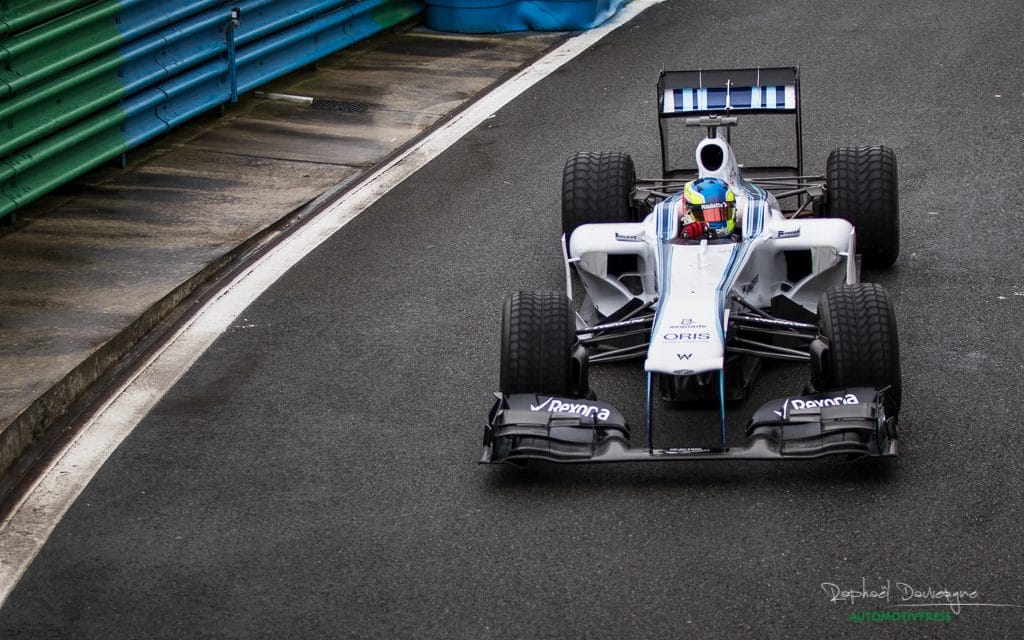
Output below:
[825,146,900,269]
[561,151,640,239]
[500,291,583,397]
[811,283,902,412]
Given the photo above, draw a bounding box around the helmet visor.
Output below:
[690,202,733,223]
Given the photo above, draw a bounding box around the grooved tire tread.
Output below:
[826,146,900,269]
[561,151,638,237]
[500,291,575,396]
[818,283,902,409]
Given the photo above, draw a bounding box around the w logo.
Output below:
[676,353,692,360]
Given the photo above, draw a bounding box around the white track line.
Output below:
[0,0,663,606]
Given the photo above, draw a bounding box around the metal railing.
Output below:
[0,0,423,220]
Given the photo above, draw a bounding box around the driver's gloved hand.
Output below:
[680,221,707,239]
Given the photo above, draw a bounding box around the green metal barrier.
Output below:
[0,52,125,158]
[0,2,129,100]
[0,0,99,37]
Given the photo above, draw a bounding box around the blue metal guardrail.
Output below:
[423,0,627,33]
[0,0,423,220]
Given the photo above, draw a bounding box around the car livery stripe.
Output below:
[652,236,674,341]
[663,89,676,114]
[707,88,728,110]
[730,90,752,109]
[663,84,797,113]
[682,88,694,112]
[740,179,769,239]
[712,179,769,340]
[745,198,766,239]
[659,198,670,240]
[651,197,676,349]
[656,196,676,241]
[714,242,745,341]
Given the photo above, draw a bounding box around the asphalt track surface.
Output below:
[3,0,1024,638]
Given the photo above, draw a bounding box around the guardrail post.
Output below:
[226,7,241,103]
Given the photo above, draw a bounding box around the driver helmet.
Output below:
[683,177,736,236]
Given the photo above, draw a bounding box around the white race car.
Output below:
[484,68,901,464]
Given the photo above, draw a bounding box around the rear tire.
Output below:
[561,151,639,238]
[500,291,580,396]
[811,283,901,412]
[825,146,900,269]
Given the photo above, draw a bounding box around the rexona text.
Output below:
[790,394,859,410]
[530,397,612,421]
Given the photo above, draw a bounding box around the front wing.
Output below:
[482,387,897,464]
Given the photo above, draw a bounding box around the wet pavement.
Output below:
[0,24,565,489]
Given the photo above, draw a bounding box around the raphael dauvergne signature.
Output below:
[820,579,993,614]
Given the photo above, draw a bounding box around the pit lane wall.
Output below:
[0,0,423,221]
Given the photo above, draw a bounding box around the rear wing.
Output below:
[656,67,804,178]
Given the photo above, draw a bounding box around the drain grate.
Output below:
[310,98,381,113]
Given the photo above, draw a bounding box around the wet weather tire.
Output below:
[826,146,900,269]
[811,283,902,412]
[561,151,639,238]
[500,291,578,397]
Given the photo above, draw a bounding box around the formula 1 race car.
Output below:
[482,68,902,464]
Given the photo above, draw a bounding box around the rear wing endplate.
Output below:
[656,67,804,178]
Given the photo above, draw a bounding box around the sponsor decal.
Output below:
[653,447,715,455]
[529,397,611,421]
[673,369,695,375]
[662,332,711,342]
[774,393,860,417]
[791,394,860,409]
[615,232,644,242]
[670,318,708,329]
[777,228,801,239]
[676,353,693,360]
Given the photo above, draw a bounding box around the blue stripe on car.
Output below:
[667,84,795,112]
[732,90,752,109]
[651,197,674,346]
[740,179,768,239]
[656,198,673,241]
[707,88,727,109]
[650,235,673,346]
[715,242,745,341]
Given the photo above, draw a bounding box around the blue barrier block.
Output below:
[424,0,627,32]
